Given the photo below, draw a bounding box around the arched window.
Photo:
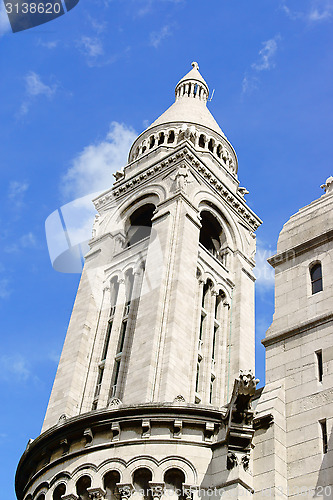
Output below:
[158,132,165,145]
[208,138,214,152]
[216,144,222,158]
[199,211,223,259]
[36,495,45,500]
[164,468,185,499]
[167,130,175,143]
[133,468,152,500]
[149,136,155,149]
[310,262,323,294]
[76,475,92,500]
[199,134,205,148]
[126,204,155,247]
[53,484,66,500]
[104,470,121,500]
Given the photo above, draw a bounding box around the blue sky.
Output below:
[1,0,332,497]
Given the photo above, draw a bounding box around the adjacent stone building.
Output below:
[15,64,333,500]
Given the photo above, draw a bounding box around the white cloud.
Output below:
[4,232,38,254]
[78,36,104,59]
[251,37,280,71]
[150,24,171,48]
[0,279,11,299]
[0,2,11,37]
[254,246,275,290]
[281,1,332,23]
[25,71,57,97]
[8,180,29,208]
[242,74,259,95]
[37,39,59,49]
[19,72,57,116]
[0,354,31,381]
[61,121,137,200]
[242,36,280,94]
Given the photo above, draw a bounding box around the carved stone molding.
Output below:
[83,428,93,447]
[111,422,120,442]
[204,422,215,442]
[148,482,164,500]
[173,419,182,438]
[94,147,261,232]
[142,419,151,438]
[117,484,133,500]
[87,486,107,500]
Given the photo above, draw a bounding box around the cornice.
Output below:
[262,311,333,347]
[268,229,333,268]
[94,145,262,233]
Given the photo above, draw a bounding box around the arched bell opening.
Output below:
[199,210,224,261]
[126,204,155,247]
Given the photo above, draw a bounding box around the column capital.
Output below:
[148,482,164,500]
[117,483,134,500]
[87,487,107,500]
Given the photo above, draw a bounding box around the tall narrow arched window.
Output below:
[310,262,323,294]
[76,475,92,500]
[199,211,223,259]
[126,204,155,247]
[104,470,121,500]
[164,469,185,500]
[53,484,66,500]
[133,468,152,500]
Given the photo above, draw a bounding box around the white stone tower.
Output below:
[253,176,333,498]
[16,63,262,500]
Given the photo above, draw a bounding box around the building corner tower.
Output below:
[16,63,262,500]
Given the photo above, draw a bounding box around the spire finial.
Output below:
[191,61,199,70]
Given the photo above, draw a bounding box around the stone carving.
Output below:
[60,437,70,455]
[242,454,250,472]
[58,414,67,424]
[87,487,107,500]
[238,370,259,397]
[238,186,249,198]
[173,394,186,403]
[225,370,259,455]
[108,397,122,408]
[142,418,151,438]
[204,422,215,442]
[173,419,182,438]
[113,170,124,181]
[83,428,93,447]
[321,176,333,195]
[118,485,133,500]
[149,483,164,500]
[111,422,120,441]
[227,452,238,470]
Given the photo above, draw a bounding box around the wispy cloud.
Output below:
[242,35,280,95]
[0,3,11,37]
[61,121,137,200]
[136,0,184,17]
[251,37,280,71]
[8,181,29,208]
[4,232,37,253]
[281,0,333,23]
[0,354,31,381]
[77,36,104,65]
[19,72,57,116]
[37,39,59,49]
[0,279,11,299]
[150,24,172,48]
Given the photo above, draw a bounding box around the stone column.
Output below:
[98,278,126,407]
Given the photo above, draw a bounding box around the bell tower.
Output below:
[16,63,262,500]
